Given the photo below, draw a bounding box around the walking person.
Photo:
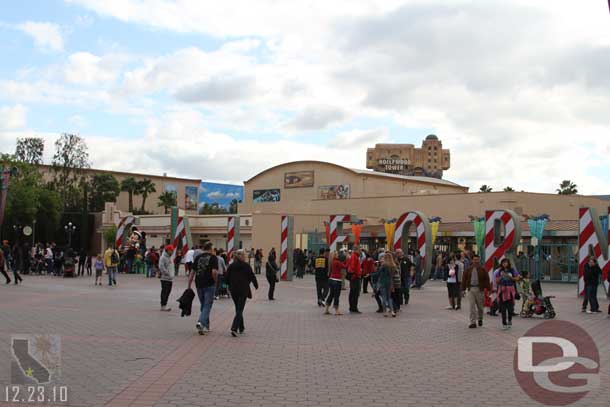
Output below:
[412,251,422,288]
[0,248,11,284]
[86,254,92,276]
[265,255,279,300]
[226,249,259,337]
[324,251,348,315]
[362,252,374,294]
[254,249,263,275]
[104,245,120,286]
[494,259,520,330]
[314,249,330,306]
[215,249,227,300]
[347,245,363,313]
[461,254,491,329]
[94,254,104,286]
[184,246,195,280]
[158,245,175,312]
[396,249,411,306]
[444,257,460,310]
[378,252,396,317]
[582,257,602,313]
[390,254,402,314]
[188,242,218,335]
[10,243,23,284]
[78,251,86,277]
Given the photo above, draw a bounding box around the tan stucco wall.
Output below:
[240,161,466,215]
[248,191,609,258]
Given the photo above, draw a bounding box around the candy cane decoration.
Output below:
[578,207,610,297]
[227,216,236,261]
[115,215,135,248]
[280,215,294,281]
[329,215,351,252]
[171,216,187,262]
[393,211,432,283]
[484,210,521,274]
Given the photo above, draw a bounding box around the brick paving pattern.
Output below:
[0,274,608,407]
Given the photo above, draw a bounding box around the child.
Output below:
[517,269,532,314]
[94,254,104,286]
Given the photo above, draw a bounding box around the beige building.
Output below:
[366,135,450,178]
[39,165,201,215]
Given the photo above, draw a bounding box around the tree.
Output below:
[88,174,120,212]
[503,186,515,192]
[229,199,238,214]
[199,202,229,215]
[103,225,117,248]
[15,137,44,164]
[51,133,90,210]
[120,177,139,213]
[157,191,177,214]
[479,185,493,193]
[137,179,156,212]
[557,180,578,195]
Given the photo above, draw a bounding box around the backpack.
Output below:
[193,253,214,286]
[110,250,119,264]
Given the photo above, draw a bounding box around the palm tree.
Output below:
[138,178,156,212]
[503,186,515,192]
[557,180,578,195]
[157,191,177,214]
[479,185,493,193]
[120,177,139,212]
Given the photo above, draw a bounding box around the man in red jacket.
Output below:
[348,246,363,313]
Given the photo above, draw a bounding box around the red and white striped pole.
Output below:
[392,211,432,283]
[227,216,240,263]
[280,215,294,281]
[578,207,610,297]
[329,215,350,252]
[484,209,521,275]
[171,217,188,262]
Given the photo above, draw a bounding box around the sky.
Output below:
[1,0,610,194]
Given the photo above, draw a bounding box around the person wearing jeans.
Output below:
[188,242,219,335]
[325,252,348,316]
[226,250,258,336]
[461,255,491,329]
[582,257,601,313]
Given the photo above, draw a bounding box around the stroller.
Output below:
[520,280,556,319]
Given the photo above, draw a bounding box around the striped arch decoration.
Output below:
[329,215,351,252]
[171,217,188,262]
[115,215,135,249]
[484,209,522,275]
[280,215,294,281]
[392,211,432,284]
[578,207,610,297]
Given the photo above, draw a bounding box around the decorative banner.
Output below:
[171,217,188,262]
[227,216,240,262]
[351,222,363,245]
[383,220,396,251]
[329,215,351,252]
[199,182,244,210]
[578,207,610,297]
[284,171,314,188]
[115,215,136,249]
[253,189,280,203]
[473,218,486,257]
[184,186,198,210]
[318,185,350,200]
[280,215,294,281]
[392,212,432,283]
[484,210,522,275]
[430,223,439,245]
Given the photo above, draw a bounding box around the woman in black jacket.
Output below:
[227,250,259,336]
[265,256,279,300]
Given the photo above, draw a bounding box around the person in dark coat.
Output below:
[582,256,602,313]
[177,288,196,317]
[265,256,279,300]
[226,249,258,336]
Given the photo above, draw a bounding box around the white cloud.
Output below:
[0,105,27,130]
[63,52,119,85]
[17,21,64,52]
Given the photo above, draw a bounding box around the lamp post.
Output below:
[64,222,77,248]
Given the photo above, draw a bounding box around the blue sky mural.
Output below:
[199,182,244,210]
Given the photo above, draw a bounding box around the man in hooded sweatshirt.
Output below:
[158,245,175,312]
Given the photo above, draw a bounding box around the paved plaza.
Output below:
[0,274,609,407]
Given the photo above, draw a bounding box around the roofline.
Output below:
[37,164,201,183]
[244,160,468,188]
